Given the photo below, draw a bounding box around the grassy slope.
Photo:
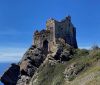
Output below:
[31,48,100,85]
[65,60,100,85]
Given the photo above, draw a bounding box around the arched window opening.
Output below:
[43,40,48,51]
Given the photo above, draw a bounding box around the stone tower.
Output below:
[33,16,78,51]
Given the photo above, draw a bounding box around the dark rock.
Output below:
[16,47,47,85]
[16,75,30,85]
[60,50,72,61]
[54,48,63,60]
[54,44,73,61]
[1,63,20,85]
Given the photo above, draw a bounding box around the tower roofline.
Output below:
[46,16,71,24]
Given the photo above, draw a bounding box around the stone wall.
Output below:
[54,16,77,48]
[34,29,55,51]
[33,16,78,50]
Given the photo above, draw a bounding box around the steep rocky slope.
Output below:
[0,43,100,85]
[0,45,48,85]
[29,47,100,85]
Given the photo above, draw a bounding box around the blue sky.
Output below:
[0,0,100,62]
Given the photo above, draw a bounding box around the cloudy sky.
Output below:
[0,0,100,62]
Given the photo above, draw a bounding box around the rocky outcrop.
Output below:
[0,45,48,85]
[0,63,20,85]
[64,62,85,81]
[54,44,74,61]
[2,44,100,85]
[0,43,74,85]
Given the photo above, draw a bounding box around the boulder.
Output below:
[1,63,20,85]
[64,62,85,81]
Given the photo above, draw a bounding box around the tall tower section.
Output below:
[46,16,77,48]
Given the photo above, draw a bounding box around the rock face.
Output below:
[0,43,74,85]
[1,64,20,85]
[17,46,47,85]
[1,45,47,85]
[54,44,73,61]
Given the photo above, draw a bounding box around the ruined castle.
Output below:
[34,16,78,51]
[0,16,78,85]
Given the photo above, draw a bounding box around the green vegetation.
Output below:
[75,48,100,65]
[31,47,100,85]
[36,63,66,85]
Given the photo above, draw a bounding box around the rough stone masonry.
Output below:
[34,16,78,51]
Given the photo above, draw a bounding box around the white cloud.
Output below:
[0,45,98,63]
[0,47,27,62]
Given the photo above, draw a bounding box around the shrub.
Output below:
[75,49,89,56]
[91,45,100,50]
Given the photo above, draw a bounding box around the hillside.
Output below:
[29,45,100,85]
[1,43,100,85]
